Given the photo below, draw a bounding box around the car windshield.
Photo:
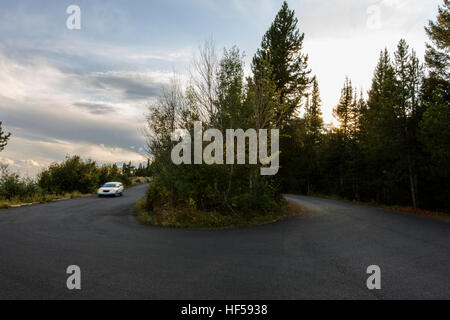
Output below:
[103,184,118,188]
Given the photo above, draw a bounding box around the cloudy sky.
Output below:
[0,0,442,176]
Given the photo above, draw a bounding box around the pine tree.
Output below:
[331,78,363,197]
[367,49,398,111]
[395,39,411,117]
[0,121,10,152]
[355,90,367,133]
[333,77,356,138]
[425,0,449,80]
[305,76,324,142]
[252,1,310,127]
[422,0,449,158]
[366,50,399,140]
[394,39,424,208]
[420,0,450,210]
[302,77,324,194]
[363,49,402,204]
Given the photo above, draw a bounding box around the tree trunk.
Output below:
[407,152,419,209]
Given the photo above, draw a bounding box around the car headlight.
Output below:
[110,190,115,193]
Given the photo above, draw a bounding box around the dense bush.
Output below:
[0,165,40,201]
[38,156,133,194]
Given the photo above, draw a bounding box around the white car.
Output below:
[97,182,124,197]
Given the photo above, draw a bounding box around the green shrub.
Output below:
[0,166,41,201]
[38,156,132,194]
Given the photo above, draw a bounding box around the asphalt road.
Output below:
[0,185,449,300]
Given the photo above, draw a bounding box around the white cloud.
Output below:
[0,157,15,166]
[20,159,41,168]
[0,54,69,102]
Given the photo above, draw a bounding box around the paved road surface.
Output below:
[0,185,448,299]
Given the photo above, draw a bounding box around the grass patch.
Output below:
[0,192,93,209]
[136,199,304,230]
